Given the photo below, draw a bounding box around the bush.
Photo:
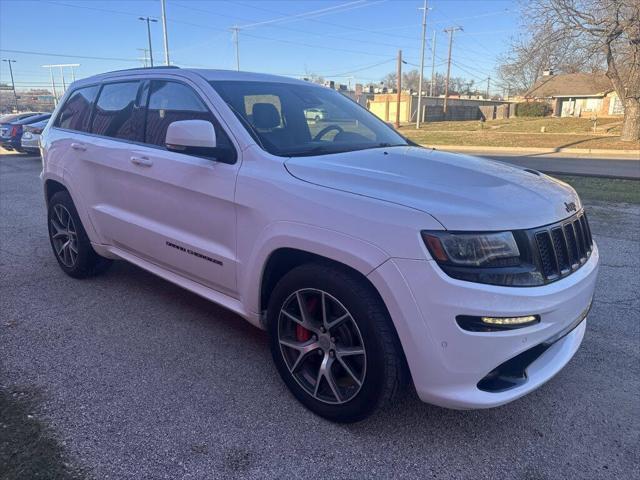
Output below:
[516,101,552,117]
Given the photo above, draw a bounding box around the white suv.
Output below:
[41,68,599,422]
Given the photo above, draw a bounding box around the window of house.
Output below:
[55,85,100,132]
[609,96,624,115]
[91,82,142,141]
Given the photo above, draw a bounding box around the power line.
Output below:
[0,49,139,63]
[225,0,419,43]
[236,0,370,29]
[171,1,421,52]
[240,32,395,59]
[326,58,396,78]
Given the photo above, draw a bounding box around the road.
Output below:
[478,153,640,179]
[1,154,639,479]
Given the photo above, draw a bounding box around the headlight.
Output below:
[422,231,520,267]
[422,230,545,287]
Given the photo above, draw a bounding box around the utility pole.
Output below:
[41,64,79,105]
[59,65,66,92]
[137,48,150,67]
[429,30,436,97]
[2,59,18,111]
[395,49,402,128]
[231,27,240,71]
[139,17,158,67]
[486,76,490,99]
[416,0,428,129]
[160,0,170,65]
[443,26,462,116]
[43,65,58,106]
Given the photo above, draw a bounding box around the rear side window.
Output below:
[144,80,233,152]
[55,85,99,132]
[91,81,142,141]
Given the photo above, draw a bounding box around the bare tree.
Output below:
[382,70,470,97]
[497,26,603,94]
[506,0,639,141]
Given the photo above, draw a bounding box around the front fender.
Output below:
[239,221,390,319]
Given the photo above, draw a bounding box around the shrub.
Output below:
[516,101,552,117]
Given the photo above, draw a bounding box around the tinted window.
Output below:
[56,86,99,132]
[210,81,407,157]
[91,82,141,141]
[145,80,233,153]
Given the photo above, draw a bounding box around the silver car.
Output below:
[21,118,49,154]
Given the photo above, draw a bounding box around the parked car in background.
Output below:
[304,107,327,122]
[1,113,51,152]
[21,118,50,154]
[0,112,44,125]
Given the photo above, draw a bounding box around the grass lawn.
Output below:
[0,385,85,480]
[406,117,621,134]
[399,117,640,150]
[552,175,640,204]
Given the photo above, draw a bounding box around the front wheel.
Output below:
[267,263,405,423]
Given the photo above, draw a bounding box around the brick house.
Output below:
[524,72,624,117]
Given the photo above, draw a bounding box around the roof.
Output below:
[524,72,613,98]
[73,67,315,89]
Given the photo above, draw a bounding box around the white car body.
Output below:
[40,68,599,411]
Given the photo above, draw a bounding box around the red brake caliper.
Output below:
[296,297,317,342]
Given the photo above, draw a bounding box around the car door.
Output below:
[88,78,240,296]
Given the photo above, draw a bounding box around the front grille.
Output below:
[534,211,593,281]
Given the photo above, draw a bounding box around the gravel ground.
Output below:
[1,154,639,479]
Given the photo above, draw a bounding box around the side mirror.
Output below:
[166,119,217,149]
[165,120,235,163]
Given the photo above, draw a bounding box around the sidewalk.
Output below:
[424,144,640,159]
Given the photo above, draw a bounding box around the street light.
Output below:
[139,16,158,67]
[2,59,18,111]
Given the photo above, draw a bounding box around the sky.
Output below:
[0,0,520,95]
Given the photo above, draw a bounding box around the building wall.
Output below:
[367,94,512,123]
[556,93,623,118]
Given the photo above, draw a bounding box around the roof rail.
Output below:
[102,65,181,74]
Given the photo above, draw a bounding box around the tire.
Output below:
[267,263,404,423]
[47,190,112,278]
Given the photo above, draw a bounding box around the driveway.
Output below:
[1,154,639,479]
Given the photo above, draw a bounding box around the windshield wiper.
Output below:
[283,143,408,158]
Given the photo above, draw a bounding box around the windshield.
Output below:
[210,80,408,157]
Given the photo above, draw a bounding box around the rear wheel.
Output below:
[47,191,112,278]
[267,263,404,423]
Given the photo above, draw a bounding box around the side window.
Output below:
[55,85,99,132]
[145,80,233,153]
[91,81,142,141]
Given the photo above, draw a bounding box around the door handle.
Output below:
[70,142,86,151]
[130,156,153,167]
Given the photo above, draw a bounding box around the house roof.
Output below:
[525,73,613,98]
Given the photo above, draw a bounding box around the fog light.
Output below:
[456,314,540,332]
[481,315,538,326]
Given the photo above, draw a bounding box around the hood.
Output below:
[284,146,581,231]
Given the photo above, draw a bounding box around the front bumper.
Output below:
[367,242,599,409]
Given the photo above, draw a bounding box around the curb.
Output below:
[422,144,640,157]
